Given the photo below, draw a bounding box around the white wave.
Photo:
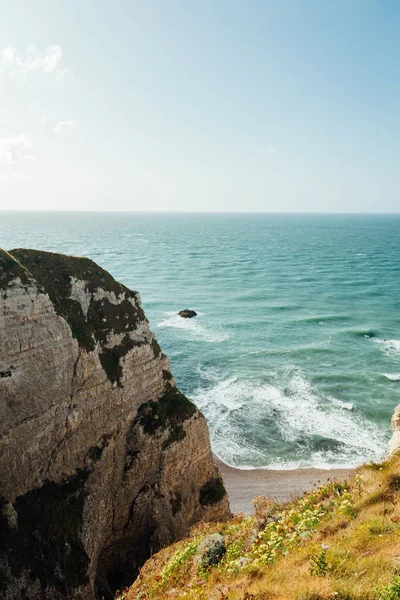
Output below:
[375,339,400,358]
[157,312,228,343]
[259,458,357,471]
[241,349,269,357]
[195,365,222,383]
[331,398,354,411]
[381,373,400,381]
[191,367,386,469]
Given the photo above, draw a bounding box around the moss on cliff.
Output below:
[9,249,146,348]
[0,249,31,292]
[135,384,198,447]
[0,469,89,594]
[151,337,162,358]
[99,336,146,384]
[8,249,147,383]
[10,248,129,297]
[199,476,227,506]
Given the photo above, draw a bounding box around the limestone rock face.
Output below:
[389,404,400,455]
[0,249,230,600]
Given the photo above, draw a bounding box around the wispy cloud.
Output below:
[54,120,77,134]
[26,107,56,126]
[0,45,71,80]
[1,46,15,67]
[38,112,55,125]
[0,134,35,165]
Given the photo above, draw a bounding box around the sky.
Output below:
[0,0,399,212]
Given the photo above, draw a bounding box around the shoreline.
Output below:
[214,455,355,515]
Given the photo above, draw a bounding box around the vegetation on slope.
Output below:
[116,452,400,600]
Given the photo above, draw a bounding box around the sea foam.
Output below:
[191,367,387,470]
[158,312,228,343]
[381,373,400,381]
[375,339,400,358]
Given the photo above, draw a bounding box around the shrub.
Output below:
[309,546,330,577]
[379,576,400,600]
[196,533,226,570]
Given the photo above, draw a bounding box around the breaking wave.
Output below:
[191,367,387,470]
[381,373,400,381]
[375,339,400,358]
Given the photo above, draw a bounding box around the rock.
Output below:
[0,249,230,600]
[178,309,197,318]
[389,404,400,454]
[196,533,226,569]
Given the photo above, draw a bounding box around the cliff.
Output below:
[0,249,230,600]
[389,405,400,455]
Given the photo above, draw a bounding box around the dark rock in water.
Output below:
[178,309,197,319]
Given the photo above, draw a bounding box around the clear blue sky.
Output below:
[0,0,399,212]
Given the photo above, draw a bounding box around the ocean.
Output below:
[1,211,399,470]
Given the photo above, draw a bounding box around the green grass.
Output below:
[116,453,400,600]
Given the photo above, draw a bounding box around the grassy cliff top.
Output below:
[6,249,146,356]
[9,248,130,296]
[0,249,31,290]
[3,248,148,383]
[117,453,400,600]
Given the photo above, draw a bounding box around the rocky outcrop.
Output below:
[389,404,400,455]
[178,309,197,319]
[0,249,229,600]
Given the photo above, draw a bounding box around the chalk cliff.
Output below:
[389,404,400,455]
[0,249,229,599]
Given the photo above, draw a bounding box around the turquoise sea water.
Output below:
[1,212,400,469]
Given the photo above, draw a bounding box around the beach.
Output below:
[215,456,355,514]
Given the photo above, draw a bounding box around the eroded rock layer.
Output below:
[389,405,400,455]
[0,249,230,599]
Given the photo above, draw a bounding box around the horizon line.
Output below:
[1,209,400,215]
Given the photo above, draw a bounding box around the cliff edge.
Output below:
[389,404,400,455]
[0,249,230,600]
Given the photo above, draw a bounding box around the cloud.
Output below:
[1,46,15,66]
[17,44,61,74]
[54,120,77,134]
[26,108,56,126]
[0,44,70,79]
[0,134,34,165]
[38,112,55,125]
